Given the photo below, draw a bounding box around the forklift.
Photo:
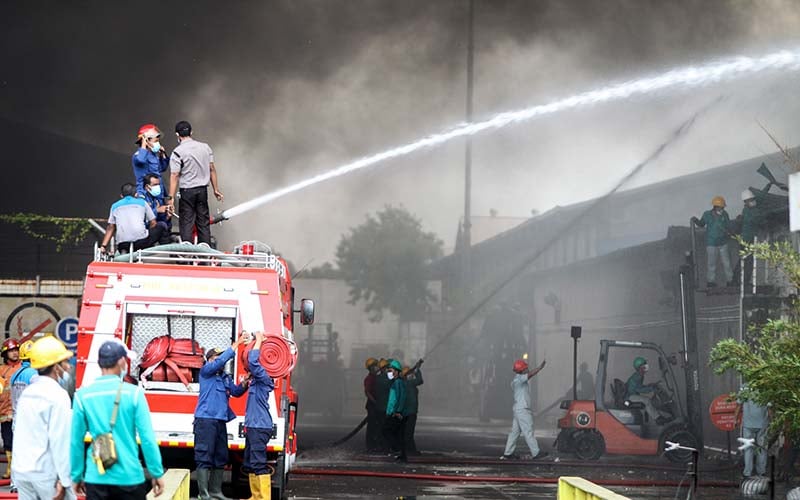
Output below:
[556,263,704,463]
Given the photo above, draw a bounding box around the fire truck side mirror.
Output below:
[299,298,315,325]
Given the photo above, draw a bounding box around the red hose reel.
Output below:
[241,332,297,379]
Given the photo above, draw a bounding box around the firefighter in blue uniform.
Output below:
[194,338,248,500]
[243,331,275,500]
[132,123,169,201]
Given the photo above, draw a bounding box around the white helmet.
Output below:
[741,188,755,201]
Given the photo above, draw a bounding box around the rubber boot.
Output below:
[257,474,271,500]
[209,468,230,500]
[196,468,211,500]
[3,452,10,479]
[248,473,260,500]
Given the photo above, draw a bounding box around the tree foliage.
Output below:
[0,213,92,251]
[336,206,443,322]
[709,240,800,438]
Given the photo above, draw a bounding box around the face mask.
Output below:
[148,184,162,197]
[58,366,71,388]
[387,371,395,380]
[642,364,649,372]
[150,142,162,153]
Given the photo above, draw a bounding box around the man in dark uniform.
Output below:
[243,332,274,499]
[194,338,248,500]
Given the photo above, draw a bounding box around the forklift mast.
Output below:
[679,260,704,449]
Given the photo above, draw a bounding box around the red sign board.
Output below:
[709,394,740,431]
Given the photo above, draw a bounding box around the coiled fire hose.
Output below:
[241,332,298,379]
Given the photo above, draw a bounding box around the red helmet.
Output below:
[136,123,161,144]
[513,359,528,373]
[1,338,20,353]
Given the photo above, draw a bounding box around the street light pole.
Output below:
[462,0,475,295]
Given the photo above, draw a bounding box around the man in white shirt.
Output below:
[11,336,75,500]
[501,358,548,460]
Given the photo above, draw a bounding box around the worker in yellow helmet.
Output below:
[691,196,733,288]
[363,358,381,451]
[12,336,74,499]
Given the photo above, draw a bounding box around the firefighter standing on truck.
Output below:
[0,338,21,481]
[132,124,169,201]
[194,339,249,500]
[243,331,275,499]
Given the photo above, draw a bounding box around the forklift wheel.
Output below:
[573,430,605,460]
[661,427,699,463]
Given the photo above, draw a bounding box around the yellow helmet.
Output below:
[19,340,34,361]
[378,358,389,369]
[711,196,726,208]
[29,336,73,370]
[365,357,378,369]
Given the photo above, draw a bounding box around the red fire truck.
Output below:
[74,242,313,499]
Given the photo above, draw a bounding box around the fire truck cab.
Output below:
[75,242,312,499]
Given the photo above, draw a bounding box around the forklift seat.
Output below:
[611,378,627,408]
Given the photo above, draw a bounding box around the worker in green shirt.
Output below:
[737,189,762,288]
[71,341,164,499]
[692,195,734,288]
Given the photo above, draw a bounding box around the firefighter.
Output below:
[100,183,165,254]
[194,339,249,500]
[374,358,391,451]
[402,359,424,456]
[737,189,762,288]
[363,357,381,452]
[132,123,169,201]
[11,336,75,500]
[142,173,173,245]
[501,358,548,460]
[382,359,407,462]
[243,331,275,499]
[691,196,733,288]
[10,340,36,422]
[625,357,668,425]
[0,338,21,481]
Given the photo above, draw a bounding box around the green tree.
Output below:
[709,240,800,439]
[336,206,443,322]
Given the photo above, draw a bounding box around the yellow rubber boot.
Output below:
[257,474,271,500]
[248,473,260,500]
[2,452,10,479]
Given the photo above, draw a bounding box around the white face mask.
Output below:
[642,364,649,372]
[58,364,71,388]
[387,371,395,380]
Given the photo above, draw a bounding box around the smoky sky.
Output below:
[3,1,800,263]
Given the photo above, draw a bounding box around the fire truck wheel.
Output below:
[661,426,699,463]
[573,430,605,460]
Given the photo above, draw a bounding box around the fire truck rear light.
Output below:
[251,290,270,295]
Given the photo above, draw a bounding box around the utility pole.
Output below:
[462,0,475,296]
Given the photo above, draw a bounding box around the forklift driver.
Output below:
[626,357,669,425]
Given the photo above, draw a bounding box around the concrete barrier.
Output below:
[146,469,190,500]
[557,476,630,500]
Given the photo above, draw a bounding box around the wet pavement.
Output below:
[1,414,796,499]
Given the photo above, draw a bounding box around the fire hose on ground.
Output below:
[291,467,739,489]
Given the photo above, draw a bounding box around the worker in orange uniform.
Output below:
[0,338,21,482]
[363,358,380,451]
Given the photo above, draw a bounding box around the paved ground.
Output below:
[1,414,796,499]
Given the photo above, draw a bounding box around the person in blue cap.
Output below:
[194,338,249,500]
[243,332,274,499]
[71,340,164,500]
